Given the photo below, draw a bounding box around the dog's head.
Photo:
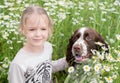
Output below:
[66,27,109,66]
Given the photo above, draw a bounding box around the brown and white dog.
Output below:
[66,27,109,66]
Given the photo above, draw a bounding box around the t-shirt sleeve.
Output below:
[8,63,25,83]
[51,57,68,73]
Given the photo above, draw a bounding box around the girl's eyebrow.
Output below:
[27,26,36,28]
[26,27,36,30]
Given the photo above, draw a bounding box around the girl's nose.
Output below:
[35,30,41,36]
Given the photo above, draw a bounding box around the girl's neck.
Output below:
[23,43,44,54]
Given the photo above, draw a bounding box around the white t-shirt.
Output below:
[8,41,68,83]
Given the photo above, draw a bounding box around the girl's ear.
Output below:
[19,27,25,35]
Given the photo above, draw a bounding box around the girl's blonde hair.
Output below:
[19,5,53,38]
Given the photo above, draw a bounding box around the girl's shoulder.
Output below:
[44,41,53,51]
[45,41,52,48]
[11,49,30,64]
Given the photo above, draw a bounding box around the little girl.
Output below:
[8,5,68,83]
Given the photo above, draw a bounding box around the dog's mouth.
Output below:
[75,54,84,61]
[74,53,89,63]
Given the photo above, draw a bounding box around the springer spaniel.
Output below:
[66,27,109,66]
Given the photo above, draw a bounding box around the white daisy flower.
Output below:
[83,65,90,72]
[116,34,120,40]
[94,64,102,72]
[95,42,104,46]
[105,77,113,83]
[68,66,74,73]
[104,65,110,72]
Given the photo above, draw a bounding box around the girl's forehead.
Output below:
[25,13,49,27]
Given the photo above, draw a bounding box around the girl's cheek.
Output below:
[29,32,35,37]
[25,32,34,37]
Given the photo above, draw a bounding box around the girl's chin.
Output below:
[32,43,44,47]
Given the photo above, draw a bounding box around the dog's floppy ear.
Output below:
[86,28,109,53]
[66,29,79,66]
[66,35,75,66]
[94,30,109,53]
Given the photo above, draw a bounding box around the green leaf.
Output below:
[79,75,87,83]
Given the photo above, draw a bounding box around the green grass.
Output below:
[0,0,120,83]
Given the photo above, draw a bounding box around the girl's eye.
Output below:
[29,29,35,31]
[41,28,47,30]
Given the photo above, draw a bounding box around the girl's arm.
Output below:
[51,57,68,73]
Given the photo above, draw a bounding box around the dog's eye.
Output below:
[86,36,92,41]
[76,34,80,38]
[84,33,92,41]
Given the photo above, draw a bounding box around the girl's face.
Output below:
[23,13,49,48]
